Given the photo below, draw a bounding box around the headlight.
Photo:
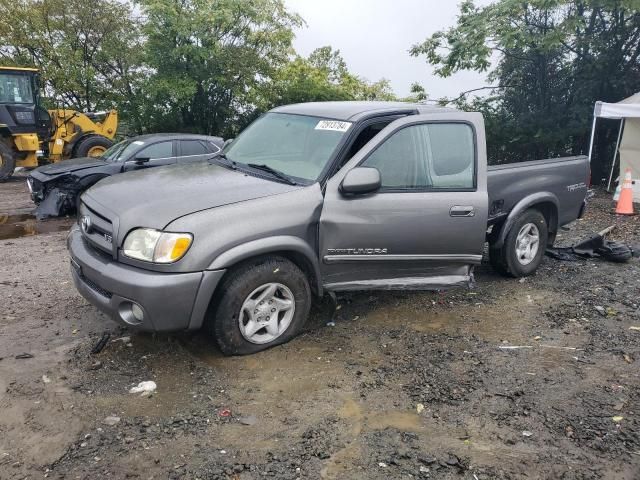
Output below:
[122,228,193,263]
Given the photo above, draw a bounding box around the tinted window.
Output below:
[362,123,475,190]
[137,141,173,160]
[180,140,208,156]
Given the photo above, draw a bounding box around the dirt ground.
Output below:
[1,173,639,480]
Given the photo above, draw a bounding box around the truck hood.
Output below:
[83,162,302,233]
[37,157,108,175]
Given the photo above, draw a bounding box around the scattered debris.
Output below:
[595,306,606,316]
[42,375,51,384]
[88,361,103,371]
[326,321,335,327]
[416,403,425,414]
[612,416,624,423]
[218,408,232,418]
[90,333,111,355]
[623,353,634,364]
[128,381,156,396]
[102,416,121,426]
[499,345,533,350]
[522,431,533,437]
[378,462,387,468]
[238,415,257,426]
[629,326,640,331]
[112,336,131,344]
[546,226,632,263]
[14,353,34,359]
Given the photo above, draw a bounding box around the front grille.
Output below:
[78,202,115,256]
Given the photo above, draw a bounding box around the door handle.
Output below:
[450,205,475,217]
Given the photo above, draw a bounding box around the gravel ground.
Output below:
[1,176,639,479]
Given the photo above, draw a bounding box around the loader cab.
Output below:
[0,67,51,138]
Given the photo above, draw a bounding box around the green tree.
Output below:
[411,0,640,176]
[265,46,395,109]
[0,0,145,131]
[138,0,302,137]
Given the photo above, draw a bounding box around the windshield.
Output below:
[224,113,351,181]
[101,139,145,162]
[0,73,34,104]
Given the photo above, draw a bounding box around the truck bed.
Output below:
[487,155,590,228]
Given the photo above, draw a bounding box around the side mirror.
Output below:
[340,167,381,195]
[134,157,150,165]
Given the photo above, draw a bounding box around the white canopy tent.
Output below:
[588,92,640,200]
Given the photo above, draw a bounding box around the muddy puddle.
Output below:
[0,213,73,240]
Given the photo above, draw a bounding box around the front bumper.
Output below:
[67,226,225,332]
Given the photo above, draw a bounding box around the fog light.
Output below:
[131,303,144,322]
[118,301,145,326]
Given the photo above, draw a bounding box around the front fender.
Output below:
[207,235,322,295]
[493,192,559,248]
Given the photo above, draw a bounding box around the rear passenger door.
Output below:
[177,139,215,164]
[319,113,489,291]
[124,140,176,171]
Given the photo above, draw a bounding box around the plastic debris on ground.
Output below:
[546,226,633,263]
[129,381,157,396]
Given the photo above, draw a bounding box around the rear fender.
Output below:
[207,236,322,297]
[493,192,559,248]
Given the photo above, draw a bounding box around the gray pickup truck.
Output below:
[67,102,589,355]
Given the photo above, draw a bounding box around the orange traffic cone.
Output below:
[615,169,635,215]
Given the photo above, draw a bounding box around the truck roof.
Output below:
[271,101,454,121]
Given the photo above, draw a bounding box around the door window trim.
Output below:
[356,120,478,193]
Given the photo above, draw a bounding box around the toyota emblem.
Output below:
[80,215,92,234]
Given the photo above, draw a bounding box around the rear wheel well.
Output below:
[491,202,558,248]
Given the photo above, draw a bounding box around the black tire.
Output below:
[207,256,312,355]
[74,136,113,158]
[0,142,16,181]
[490,209,548,277]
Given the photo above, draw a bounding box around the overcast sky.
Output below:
[283,0,494,100]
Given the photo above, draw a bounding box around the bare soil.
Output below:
[1,175,639,479]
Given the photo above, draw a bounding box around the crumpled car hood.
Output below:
[36,157,108,175]
[83,161,302,234]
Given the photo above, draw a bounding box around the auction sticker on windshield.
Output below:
[315,120,352,132]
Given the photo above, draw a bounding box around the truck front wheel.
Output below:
[207,256,312,355]
[490,209,548,277]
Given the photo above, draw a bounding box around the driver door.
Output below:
[319,113,488,291]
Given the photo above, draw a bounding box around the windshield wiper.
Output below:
[212,153,237,170]
[247,163,297,185]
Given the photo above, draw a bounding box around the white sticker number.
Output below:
[315,120,352,132]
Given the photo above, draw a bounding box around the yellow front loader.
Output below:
[0,67,118,180]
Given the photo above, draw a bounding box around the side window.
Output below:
[361,126,427,189]
[180,140,209,156]
[137,141,173,160]
[361,123,475,190]
[425,123,475,189]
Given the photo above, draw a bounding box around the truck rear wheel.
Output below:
[74,135,113,158]
[0,142,16,181]
[490,209,548,277]
[207,256,312,355]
